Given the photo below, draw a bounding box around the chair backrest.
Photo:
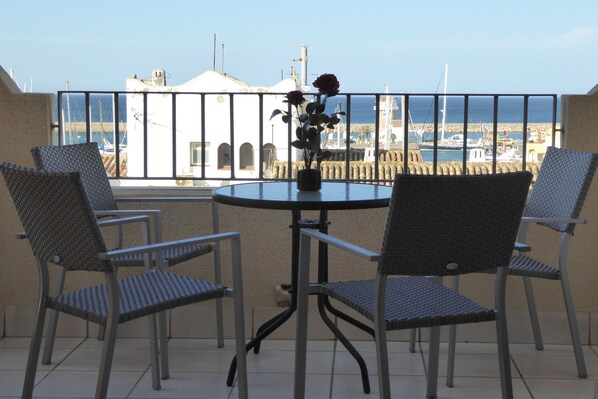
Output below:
[525,146,598,234]
[378,171,532,276]
[31,142,118,211]
[1,162,112,272]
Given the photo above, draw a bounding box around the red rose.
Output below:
[284,90,306,106]
[312,73,340,97]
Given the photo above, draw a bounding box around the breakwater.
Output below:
[337,122,555,135]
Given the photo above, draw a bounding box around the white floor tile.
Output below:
[0,347,73,371]
[243,372,330,399]
[55,348,151,371]
[0,369,50,397]
[433,377,531,399]
[523,378,598,399]
[166,348,237,373]
[128,371,233,399]
[31,370,142,398]
[511,351,598,379]
[247,349,334,374]
[334,350,426,376]
[331,374,427,399]
[0,337,595,398]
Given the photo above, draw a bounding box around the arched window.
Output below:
[218,143,231,170]
[240,143,254,170]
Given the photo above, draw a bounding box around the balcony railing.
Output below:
[54,91,559,185]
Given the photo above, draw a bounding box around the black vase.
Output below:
[296,168,322,191]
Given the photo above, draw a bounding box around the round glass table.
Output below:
[213,181,393,392]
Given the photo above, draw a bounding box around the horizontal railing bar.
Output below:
[54,90,559,185]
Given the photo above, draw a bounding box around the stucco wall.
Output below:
[0,67,53,327]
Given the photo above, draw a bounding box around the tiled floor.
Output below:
[1,337,598,398]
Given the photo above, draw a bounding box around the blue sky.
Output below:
[2,0,597,95]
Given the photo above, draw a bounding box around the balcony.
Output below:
[2,66,598,397]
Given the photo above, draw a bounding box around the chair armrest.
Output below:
[15,232,28,240]
[300,229,381,262]
[94,209,161,218]
[97,215,151,228]
[99,231,240,260]
[521,216,586,225]
[514,241,531,252]
[116,197,212,203]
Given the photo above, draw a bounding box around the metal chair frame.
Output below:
[294,172,532,399]
[1,163,247,399]
[443,146,598,387]
[31,143,224,381]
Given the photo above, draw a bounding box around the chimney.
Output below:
[152,69,166,86]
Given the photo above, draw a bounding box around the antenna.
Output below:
[212,33,216,70]
[221,43,225,73]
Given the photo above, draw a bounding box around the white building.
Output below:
[124,69,303,186]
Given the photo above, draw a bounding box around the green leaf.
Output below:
[307,128,318,140]
[270,109,283,120]
[306,102,318,114]
[282,114,291,124]
[295,127,304,140]
[316,103,326,113]
[291,140,305,149]
[298,113,309,123]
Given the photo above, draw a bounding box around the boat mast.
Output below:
[336,102,342,149]
[65,81,73,144]
[384,86,392,150]
[441,64,448,141]
[98,98,106,148]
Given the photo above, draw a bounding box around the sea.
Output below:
[56,93,559,163]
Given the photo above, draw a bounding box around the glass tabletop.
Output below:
[212,181,393,211]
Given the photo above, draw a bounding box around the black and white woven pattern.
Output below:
[509,255,560,280]
[48,270,226,326]
[1,163,112,272]
[378,172,532,276]
[525,146,598,234]
[314,276,495,330]
[31,143,214,267]
[114,244,213,267]
[32,143,118,211]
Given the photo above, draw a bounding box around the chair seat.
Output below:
[48,270,226,326]
[314,276,496,330]
[113,244,213,267]
[509,254,560,280]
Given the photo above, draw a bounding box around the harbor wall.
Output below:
[2,67,598,344]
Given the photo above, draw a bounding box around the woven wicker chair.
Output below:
[294,172,532,399]
[443,146,598,387]
[1,162,247,399]
[31,142,223,379]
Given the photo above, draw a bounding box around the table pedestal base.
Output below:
[226,211,373,393]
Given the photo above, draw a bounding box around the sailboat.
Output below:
[99,97,127,154]
[418,65,484,150]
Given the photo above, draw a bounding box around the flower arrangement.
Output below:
[271,73,343,170]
